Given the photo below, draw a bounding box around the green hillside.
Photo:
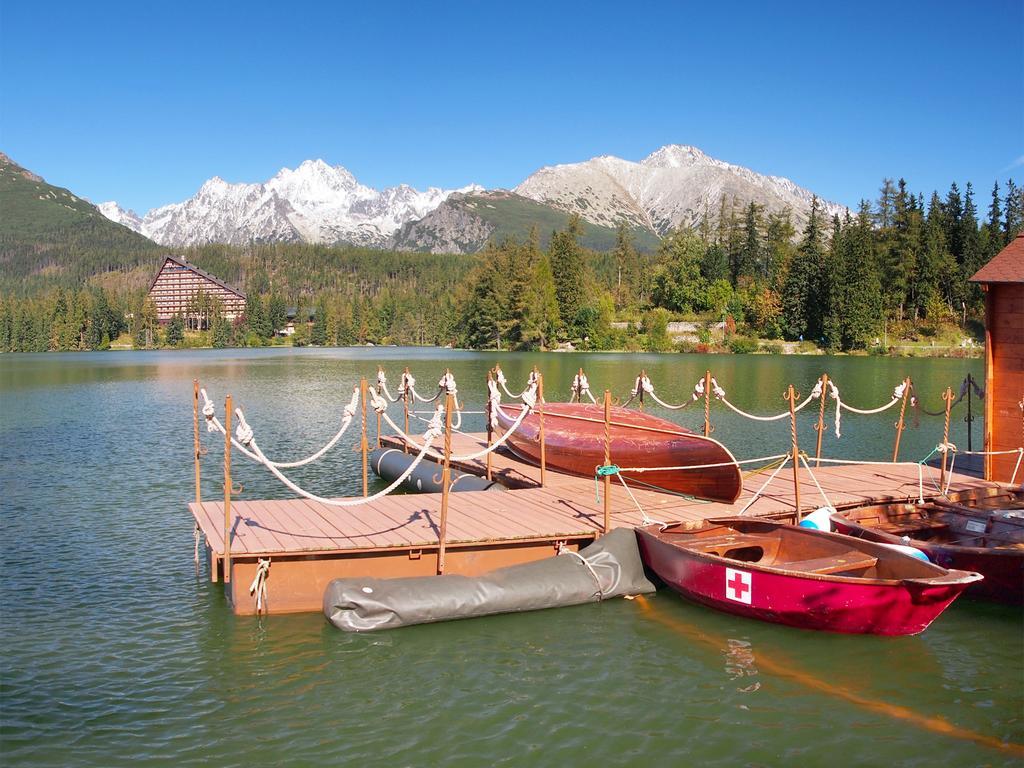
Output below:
[463,192,661,251]
[0,153,161,295]
[393,190,662,253]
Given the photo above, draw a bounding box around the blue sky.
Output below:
[1,1,1021,214]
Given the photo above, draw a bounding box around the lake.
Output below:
[1,348,1020,767]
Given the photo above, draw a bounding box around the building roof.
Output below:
[970,232,1024,284]
[147,254,247,298]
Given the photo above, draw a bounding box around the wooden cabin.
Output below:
[147,255,246,324]
[970,232,1024,483]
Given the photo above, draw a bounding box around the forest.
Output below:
[1,178,1021,354]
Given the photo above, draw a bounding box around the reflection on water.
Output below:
[724,638,761,692]
[1,348,1019,768]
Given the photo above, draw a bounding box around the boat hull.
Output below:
[636,520,980,635]
[831,510,1024,605]
[495,403,742,503]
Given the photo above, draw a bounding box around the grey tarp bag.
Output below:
[324,527,656,632]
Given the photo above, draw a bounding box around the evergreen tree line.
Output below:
[456,177,1023,352]
[1,177,1020,354]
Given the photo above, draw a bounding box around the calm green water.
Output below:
[1,348,1020,767]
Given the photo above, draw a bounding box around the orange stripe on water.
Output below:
[633,595,1023,757]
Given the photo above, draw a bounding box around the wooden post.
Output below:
[813,374,828,468]
[940,386,954,490]
[965,373,974,453]
[575,367,584,402]
[787,385,802,522]
[485,370,494,481]
[403,367,411,453]
[360,377,369,497]
[892,376,912,462]
[703,370,712,437]
[638,369,646,411]
[538,373,546,488]
[438,392,453,574]
[223,394,233,584]
[193,380,202,504]
[603,389,612,534]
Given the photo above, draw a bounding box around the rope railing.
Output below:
[196,366,992,528]
[233,406,445,507]
[201,387,359,469]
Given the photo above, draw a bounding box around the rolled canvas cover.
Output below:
[324,528,655,632]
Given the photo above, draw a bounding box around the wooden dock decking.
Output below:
[190,432,998,614]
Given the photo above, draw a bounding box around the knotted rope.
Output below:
[201,387,360,468]
[376,369,401,403]
[384,382,539,462]
[249,558,271,615]
[234,406,445,506]
[496,367,535,400]
[571,372,597,403]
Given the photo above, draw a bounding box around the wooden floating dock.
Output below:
[190,431,998,615]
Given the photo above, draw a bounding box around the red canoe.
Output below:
[635,517,981,635]
[495,402,742,503]
[830,487,1024,605]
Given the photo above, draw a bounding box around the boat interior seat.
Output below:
[783,553,879,575]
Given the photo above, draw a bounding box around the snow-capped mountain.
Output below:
[96,201,143,231]
[514,145,847,234]
[102,160,481,247]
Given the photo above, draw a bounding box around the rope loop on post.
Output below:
[249,558,271,615]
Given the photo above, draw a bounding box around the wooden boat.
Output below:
[830,487,1024,605]
[495,402,742,503]
[635,517,981,635]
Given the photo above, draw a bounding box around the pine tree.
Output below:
[1005,179,1023,242]
[165,314,185,347]
[548,216,588,337]
[781,196,825,340]
[840,207,882,349]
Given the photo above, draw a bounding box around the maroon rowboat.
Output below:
[635,517,981,635]
[495,402,742,503]
[830,487,1024,605]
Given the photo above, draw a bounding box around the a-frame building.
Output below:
[147,255,246,324]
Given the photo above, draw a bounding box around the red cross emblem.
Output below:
[725,568,752,604]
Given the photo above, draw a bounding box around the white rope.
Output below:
[487,377,502,429]
[496,367,534,399]
[397,371,415,399]
[836,381,904,415]
[201,387,360,468]
[612,472,667,526]
[556,543,608,600]
[248,558,271,615]
[614,454,788,474]
[811,457,926,504]
[383,385,538,462]
[630,373,691,410]
[714,377,816,422]
[956,447,1024,486]
[571,372,597,404]
[737,456,791,515]
[239,407,444,507]
[798,454,834,509]
[376,370,400,403]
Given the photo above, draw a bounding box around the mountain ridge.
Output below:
[96,145,848,253]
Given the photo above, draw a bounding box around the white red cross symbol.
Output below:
[725,568,752,604]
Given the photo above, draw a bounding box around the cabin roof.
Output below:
[970,232,1024,284]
